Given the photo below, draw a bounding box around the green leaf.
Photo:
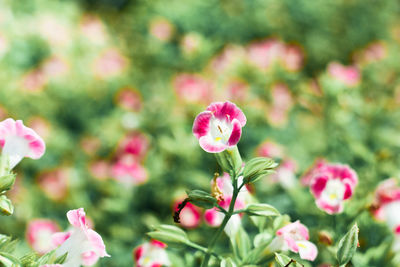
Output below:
[230,226,251,260]
[337,223,359,266]
[147,224,189,245]
[0,252,21,267]
[186,190,217,209]
[275,253,303,267]
[54,252,68,264]
[243,157,277,184]
[245,203,280,217]
[0,195,13,216]
[220,257,237,267]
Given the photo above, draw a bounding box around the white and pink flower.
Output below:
[117,132,149,160]
[26,219,60,255]
[52,208,109,267]
[37,168,69,201]
[192,101,246,153]
[268,221,318,261]
[115,87,142,112]
[134,240,170,267]
[149,18,174,42]
[204,173,250,237]
[0,118,46,169]
[373,178,400,233]
[173,74,213,105]
[309,162,358,214]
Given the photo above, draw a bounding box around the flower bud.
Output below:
[215,146,243,174]
[243,157,277,184]
[0,173,16,192]
[0,195,14,216]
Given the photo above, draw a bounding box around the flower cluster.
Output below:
[302,160,358,214]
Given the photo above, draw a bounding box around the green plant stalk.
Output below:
[201,174,240,267]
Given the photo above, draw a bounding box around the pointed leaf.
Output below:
[337,223,359,265]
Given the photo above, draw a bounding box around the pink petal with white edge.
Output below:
[192,111,212,139]
[227,119,242,146]
[296,240,318,261]
[204,208,223,227]
[199,135,227,153]
[67,208,86,228]
[206,101,246,126]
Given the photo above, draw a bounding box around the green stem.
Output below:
[201,173,240,267]
[186,241,223,260]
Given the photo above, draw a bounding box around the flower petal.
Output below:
[207,101,246,127]
[310,175,328,198]
[87,229,110,257]
[192,111,212,139]
[199,135,227,153]
[227,119,242,146]
[296,240,318,261]
[67,208,86,228]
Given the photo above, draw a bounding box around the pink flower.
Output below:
[93,49,127,79]
[134,240,170,267]
[309,163,358,214]
[373,178,400,232]
[266,84,293,127]
[26,219,60,254]
[208,45,246,74]
[88,160,110,181]
[204,173,250,237]
[80,15,108,45]
[52,208,109,267]
[247,39,284,70]
[117,132,149,160]
[300,159,328,186]
[21,69,47,92]
[115,87,142,112]
[42,56,69,79]
[28,116,51,141]
[281,44,304,72]
[269,158,298,189]
[149,18,174,42]
[37,169,69,201]
[181,33,202,55]
[256,140,284,159]
[192,101,246,153]
[222,79,249,104]
[173,200,201,229]
[110,156,147,186]
[0,118,46,169]
[268,221,318,261]
[80,136,101,156]
[173,74,213,105]
[327,62,361,87]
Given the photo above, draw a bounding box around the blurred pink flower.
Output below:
[353,41,387,66]
[88,160,110,180]
[38,16,70,46]
[300,158,327,186]
[247,38,284,70]
[93,49,127,79]
[173,74,213,104]
[281,44,304,71]
[327,62,361,87]
[134,240,170,267]
[149,18,174,42]
[268,221,318,261]
[222,79,249,104]
[192,101,246,153]
[117,132,149,160]
[26,219,60,254]
[174,200,201,229]
[42,56,69,79]
[181,33,202,55]
[256,140,284,159]
[309,163,358,214]
[110,155,147,186]
[21,69,47,92]
[115,87,142,112]
[209,45,246,74]
[80,15,108,45]
[269,158,298,189]
[37,169,69,201]
[266,83,293,127]
[373,178,400,233]
[52,208,109,266]
[0,118,46,169]
[80,136,101,156]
